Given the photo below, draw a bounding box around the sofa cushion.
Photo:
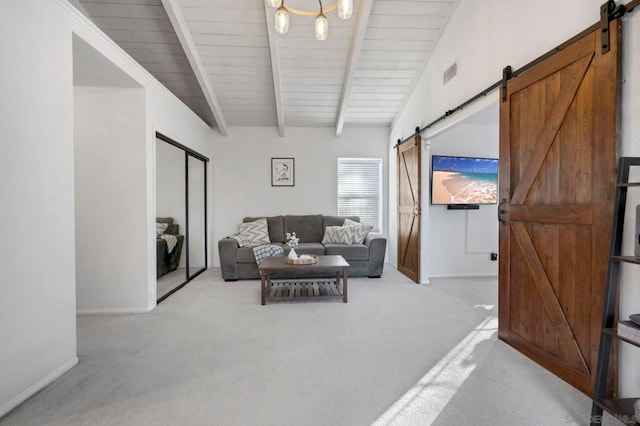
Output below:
[156,222,169,235]
[291,242,325,256]
[322,215,359,231]
[238,218,270,246]
[284,215,323,243]
[344,218,373,244]
[165,223,179,235]
[244,216,285,243]
[321,226,354,244]
[324,243,369,261]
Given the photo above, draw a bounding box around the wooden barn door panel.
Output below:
[499,22,620,395]
[397,136,421,283]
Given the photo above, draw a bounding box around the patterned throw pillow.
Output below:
[156,222,169,236]
[237,218,271,246]
[321,226,354,244]
[343,218,373,244]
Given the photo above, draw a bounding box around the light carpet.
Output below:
[1,266,622,425]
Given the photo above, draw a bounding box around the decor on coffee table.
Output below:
[285,232,299,248]
[285,231,317,263]
[271,157,294,186]
[285,231,299,258]
[285,254,318,265]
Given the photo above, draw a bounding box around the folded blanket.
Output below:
[253,245,284,264]
[158,234,178,253]
[230,234,263,248]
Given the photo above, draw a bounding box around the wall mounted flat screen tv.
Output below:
[431,155,499,205]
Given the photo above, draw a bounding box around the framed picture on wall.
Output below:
[271,158,295,187]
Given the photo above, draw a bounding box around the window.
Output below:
[337,158,383,233]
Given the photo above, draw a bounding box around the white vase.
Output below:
[288,248,297,259]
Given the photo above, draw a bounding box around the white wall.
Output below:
[211,126,389,266]
[0,0,215,416]
[74,87,148,312]
[389,0,640,397]
[0,0,78,416]
[427,121,499,278]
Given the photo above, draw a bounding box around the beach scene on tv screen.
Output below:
[432,156,498,204]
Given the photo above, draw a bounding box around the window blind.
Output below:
[337,158,382,233]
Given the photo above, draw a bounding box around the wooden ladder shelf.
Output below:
[591,157,640,425]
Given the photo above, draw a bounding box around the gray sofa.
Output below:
[218,215,386,281]
[156,218,184,278]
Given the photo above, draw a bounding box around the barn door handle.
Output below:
[498,199,508,224]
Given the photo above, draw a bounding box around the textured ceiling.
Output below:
[78,0,460,136]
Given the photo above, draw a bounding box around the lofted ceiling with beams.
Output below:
[77,0,459,136]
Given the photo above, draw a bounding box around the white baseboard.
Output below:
[429,273,499,279]
[77,307,150,315]
[0,356,79,418]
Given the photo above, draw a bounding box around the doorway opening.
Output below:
[425,102,499,280]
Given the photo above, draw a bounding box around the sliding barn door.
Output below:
[498,23,621,394]
[397,136,421,283]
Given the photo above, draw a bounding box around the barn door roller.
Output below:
[600,0,626,53]
[501,66,512,103]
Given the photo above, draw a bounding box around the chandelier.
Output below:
[266,0,353,41]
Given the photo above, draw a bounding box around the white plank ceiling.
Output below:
[77,0,459,136]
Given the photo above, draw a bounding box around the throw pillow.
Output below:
[156,222,169,236]
[321,226,354,244]
[237,218,271,246]
[344,218,373,244]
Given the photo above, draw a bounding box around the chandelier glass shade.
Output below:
[338,0,352,19]
[315,12,328,40]
[275,4,289,35]
[268,0,353,40]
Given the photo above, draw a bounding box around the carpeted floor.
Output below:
[156,267,204,300]
[1,266,623,425]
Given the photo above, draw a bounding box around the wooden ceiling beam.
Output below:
[263,1,285,137]
[335,0,374,137]
[161,0,228,136]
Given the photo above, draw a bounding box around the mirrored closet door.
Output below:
[155,133,208,302]
[187,155,207,279]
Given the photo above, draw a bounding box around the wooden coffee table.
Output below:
[258,255,350,305]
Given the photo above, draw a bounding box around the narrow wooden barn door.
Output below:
[397,135,421,283]
[498,22,621,394]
